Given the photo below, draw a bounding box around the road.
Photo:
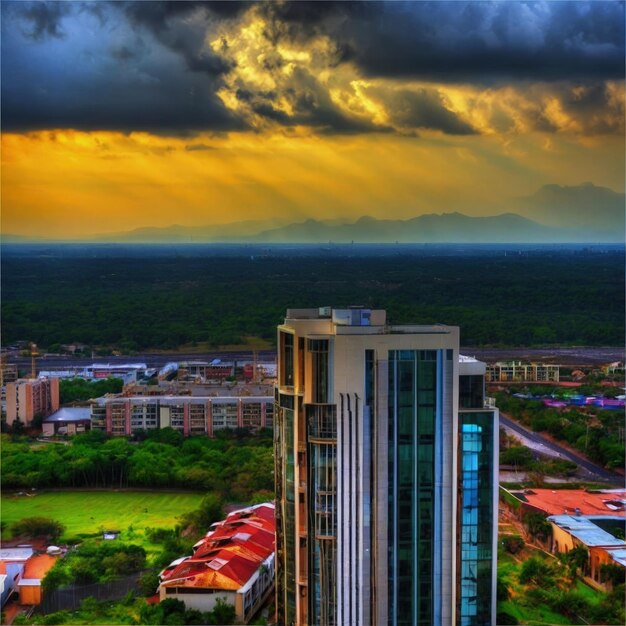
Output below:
[8,346,624,371]
[499,413,624,484]
[9,351,277,370]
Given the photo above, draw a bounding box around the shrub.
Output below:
[502,535,525,554]
[139,570,160,597]
[10,517,65,540]
[519,557,554,586]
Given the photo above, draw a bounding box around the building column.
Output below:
[125,401,131,436]
[238,400,243,428]
[183,403,190,437]
[207,400,213,437]
[106,404,112,435]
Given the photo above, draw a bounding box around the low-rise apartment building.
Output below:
[485,361,559,383]
[91,396,273,436]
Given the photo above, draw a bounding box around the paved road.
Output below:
[9,346,624,371]
[500,413,624,484]
[10,351,277,370]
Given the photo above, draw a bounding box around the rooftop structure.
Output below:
[159,503,275,623]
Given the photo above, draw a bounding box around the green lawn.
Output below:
[2,491,204,542]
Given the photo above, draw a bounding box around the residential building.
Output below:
[274,307,498,626]
[5,378,60,426]
[41,407,92,437]
[548,514,626,590]
[500,488,626,519]
[0,547,57,607]
[485,361,559,383]
[91,395,273,436]
[159,503,275,623]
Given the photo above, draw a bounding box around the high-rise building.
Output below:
[274,307,498,626]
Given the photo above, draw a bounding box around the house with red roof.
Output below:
[158,502,275,623]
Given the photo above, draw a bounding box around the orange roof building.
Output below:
[159,502,275,624]
[18,554,58,606]
[506,488,626,517]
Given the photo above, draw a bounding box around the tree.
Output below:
[502,535,525,555]
[519,557,555,586]
[524,512,552,543]
[139,571,160,597]
[600,563,626,589]
[561,545,588,579]
[11,517,65,541]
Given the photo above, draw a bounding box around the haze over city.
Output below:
[1,1,624,240]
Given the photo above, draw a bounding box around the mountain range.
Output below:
[2,183,623,244]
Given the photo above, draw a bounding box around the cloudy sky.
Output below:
[2,1,624,238]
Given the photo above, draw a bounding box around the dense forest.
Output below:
[2,429,274,502]
[2,248,624,349]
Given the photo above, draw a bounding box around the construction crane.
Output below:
[0,351,6,388]
[29,342,39,379]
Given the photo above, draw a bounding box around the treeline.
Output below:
[2,251,624,349]
[495,391,625,469]
[2,428,274,502]
[59,378,123,404]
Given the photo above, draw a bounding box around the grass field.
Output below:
[2,491,205,542]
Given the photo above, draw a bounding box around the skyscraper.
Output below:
[274,307,498,626]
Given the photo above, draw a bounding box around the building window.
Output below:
[459,375,484,409]
[309,339,330,403]
[280,332,294,387]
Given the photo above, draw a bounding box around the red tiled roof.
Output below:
[160,502,275,593]
[511,489,626,517]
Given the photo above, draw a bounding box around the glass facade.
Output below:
[388,350,439,626]
[458,411,494,626]
[281,332,294,387]
[459,375,484,409]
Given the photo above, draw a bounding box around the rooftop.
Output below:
[160,502,275,593]
[0,547,34,562]
[509,489,626,517]
[95,395,273,405]
[21,554,57,580]
[44,407,91,422]
[606,548,626,568]
[548,515,626,548]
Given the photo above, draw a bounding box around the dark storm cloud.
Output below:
[262,1,626,83]
[121,1,233,77]
[2,1,624,135]
[15,1,71,40]
[1,1,246,133]
[385,90,477,135]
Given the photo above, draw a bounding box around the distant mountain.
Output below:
[245,212,621,243]
[90,219,293,243]
[3,182,623,244]
[514,182,625,230]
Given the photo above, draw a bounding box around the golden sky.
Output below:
[1,2,624,239]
